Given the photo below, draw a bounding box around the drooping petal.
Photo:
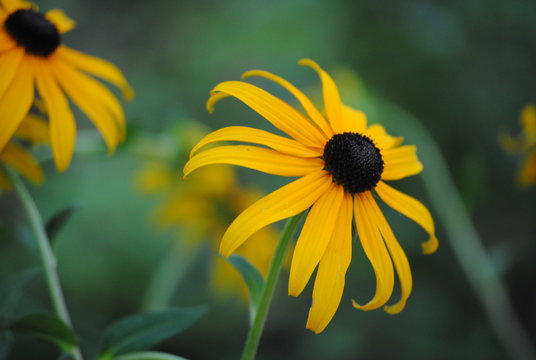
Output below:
[381,145,423,180]
[14,114,49,144]
[306,192,352,333]
[519,148,536,187]
[207,81,326,148]
[51,57,121,150]
[45,9,75,33]
[299,59,345,134]
[0,47,24,100]
[56,46,134,101]
[365,192,413,314]
[0,142,43,184]
[288,183,344,296]
[352,191,395,311]
[341,105,367,133]
[0,56,34,152]
[219,170,331,257]
[375,181,438,254]
[184,145,324,178]
[242,70,333,137]
[190,126,322,158]
[33,57,76,171]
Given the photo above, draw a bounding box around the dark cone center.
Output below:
[323,132,384,194]
[4,9,60,57]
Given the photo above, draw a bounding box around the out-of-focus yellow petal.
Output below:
[381,145,423,180]
[14,114,49,144]
[341,105,367,133]
[375,181,438,254]
[521,105,536,137]
[352,191,394,311]
[2,0,32,12]
[0,169,10,191]
[135,161,175,194]
[0,56,34,152]
[188,164,236,198]
[45,9,75,34]
[0,142,43,184]
[0,48,24,105]
[0,31,16,52]
[220,170,331,257]
[242,70,333,138]
[190,126,322,158]
[306,192,352,333]
[288,183,344,297]
[207,81,326,149]
[56,46,134,101]
[184,145,324,178]
[364,123,404,150]
[33,57,76,171]
[519,149,536,187]
[299,59,345,135]
[52,57,120,150]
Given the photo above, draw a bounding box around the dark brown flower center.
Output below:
[323,132,384,194]
[4,9,60,57]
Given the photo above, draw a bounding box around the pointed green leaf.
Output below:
[114,351,188,360]
[227,255,264,322]
[10,313,76,352]
[45,204,80,243]
[98,306,206,359]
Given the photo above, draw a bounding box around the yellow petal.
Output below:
[352,191,394,311]
[375,181,438,254]
[0,48,24,101]
[51,57,120,150]
[0,56,34,152]
[342,105,367,133]
[242,70,333,137]
[220,171,331,257]
[207,81,326,148]
[45,9,75,34]
[288,183,344,296]
[56,46,134,101]
[0,31,16,52]
[521,104,536,136]
[33,57,76,171]
[184,145,324,178]
[518,149,536,187]
[2,0,32,12]
[306,192,352,333]
[365,191,413,314]
[190,126,322,158]
[0,142,43,184]
[14,114,49,144]
[299,59,345,134]
[381,145,423,180]
[364,124,403,150]
[0,169,11,191]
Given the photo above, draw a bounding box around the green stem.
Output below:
[240,212,305,360]
[6,167,84,360]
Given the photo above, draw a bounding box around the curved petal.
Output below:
[14,114,49,144]
[299,59,345,134]
[2,0,32,12]
[352,191,395,311]
[0,32,16,52]
[0,48,24,100]
[0,56,34,152]
[190,126,322,158]
[375,181,438,254]
[56,46,134,101]
[242,70,333,137]
[288,183,344,296]
[0,142,43,184]
[364,124,403,150]
[184,145,324,178]
[519,148,536,187]
[342,105,367,133]
[51,58,121,150]
[219,170,331,257]
[365,192,413,314]
[306,192,352,333]
[33,57,76,171]
[207,81,326,148]
[381,145,423,180]
[45,9,75,33]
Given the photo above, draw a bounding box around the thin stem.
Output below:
[6,167,84,360]
[240,212,305,360]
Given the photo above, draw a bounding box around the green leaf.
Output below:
[227,255,264,322]
[10,313,76,352]
[45,204,80,243]
[98,306,206,359]
[114,351,188,360]
[0,268,39,324]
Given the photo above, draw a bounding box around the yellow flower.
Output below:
[0,112,49,190]
[501,105,536,186]
[0,0,133,171]
[184,59,438,333]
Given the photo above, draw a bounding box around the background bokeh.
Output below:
[1,0,536,359]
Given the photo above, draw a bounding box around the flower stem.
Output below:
[240,212,304,360]
[6,167,84,360]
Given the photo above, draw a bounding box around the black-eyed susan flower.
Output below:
[184,59,438,333]
[0,0,133,171]
[501,105,536,186]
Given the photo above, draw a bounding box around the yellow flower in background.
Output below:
[184,59,438,333]
[0,112,49,191]
[501,105,536,186]
[0,0,133,171]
